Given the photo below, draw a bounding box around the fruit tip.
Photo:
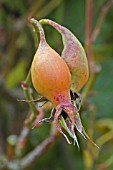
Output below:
[29,17,36,24]
[28,15,34,20]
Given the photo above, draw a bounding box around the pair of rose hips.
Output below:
[30,18,97,148]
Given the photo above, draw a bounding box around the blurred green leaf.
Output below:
[96,118,113,130]
[6,59,27,88]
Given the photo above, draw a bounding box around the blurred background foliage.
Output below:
[0,0,113,170]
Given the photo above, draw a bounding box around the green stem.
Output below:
[21,68,38,126]
[24,68,31,85]
[21,82,38,124]
[23,87,37,115]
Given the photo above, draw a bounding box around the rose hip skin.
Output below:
[39,19,89,92]
[31,20,71,107]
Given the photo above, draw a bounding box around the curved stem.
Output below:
[40,19,64,34]
[30,18,46,44]
[39,19,68,45]
[21,82,38,117]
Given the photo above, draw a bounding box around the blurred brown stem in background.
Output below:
[83,0,113,170]
[85,0,94,69]
[92,0,113,42]
[20,128,59,170]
